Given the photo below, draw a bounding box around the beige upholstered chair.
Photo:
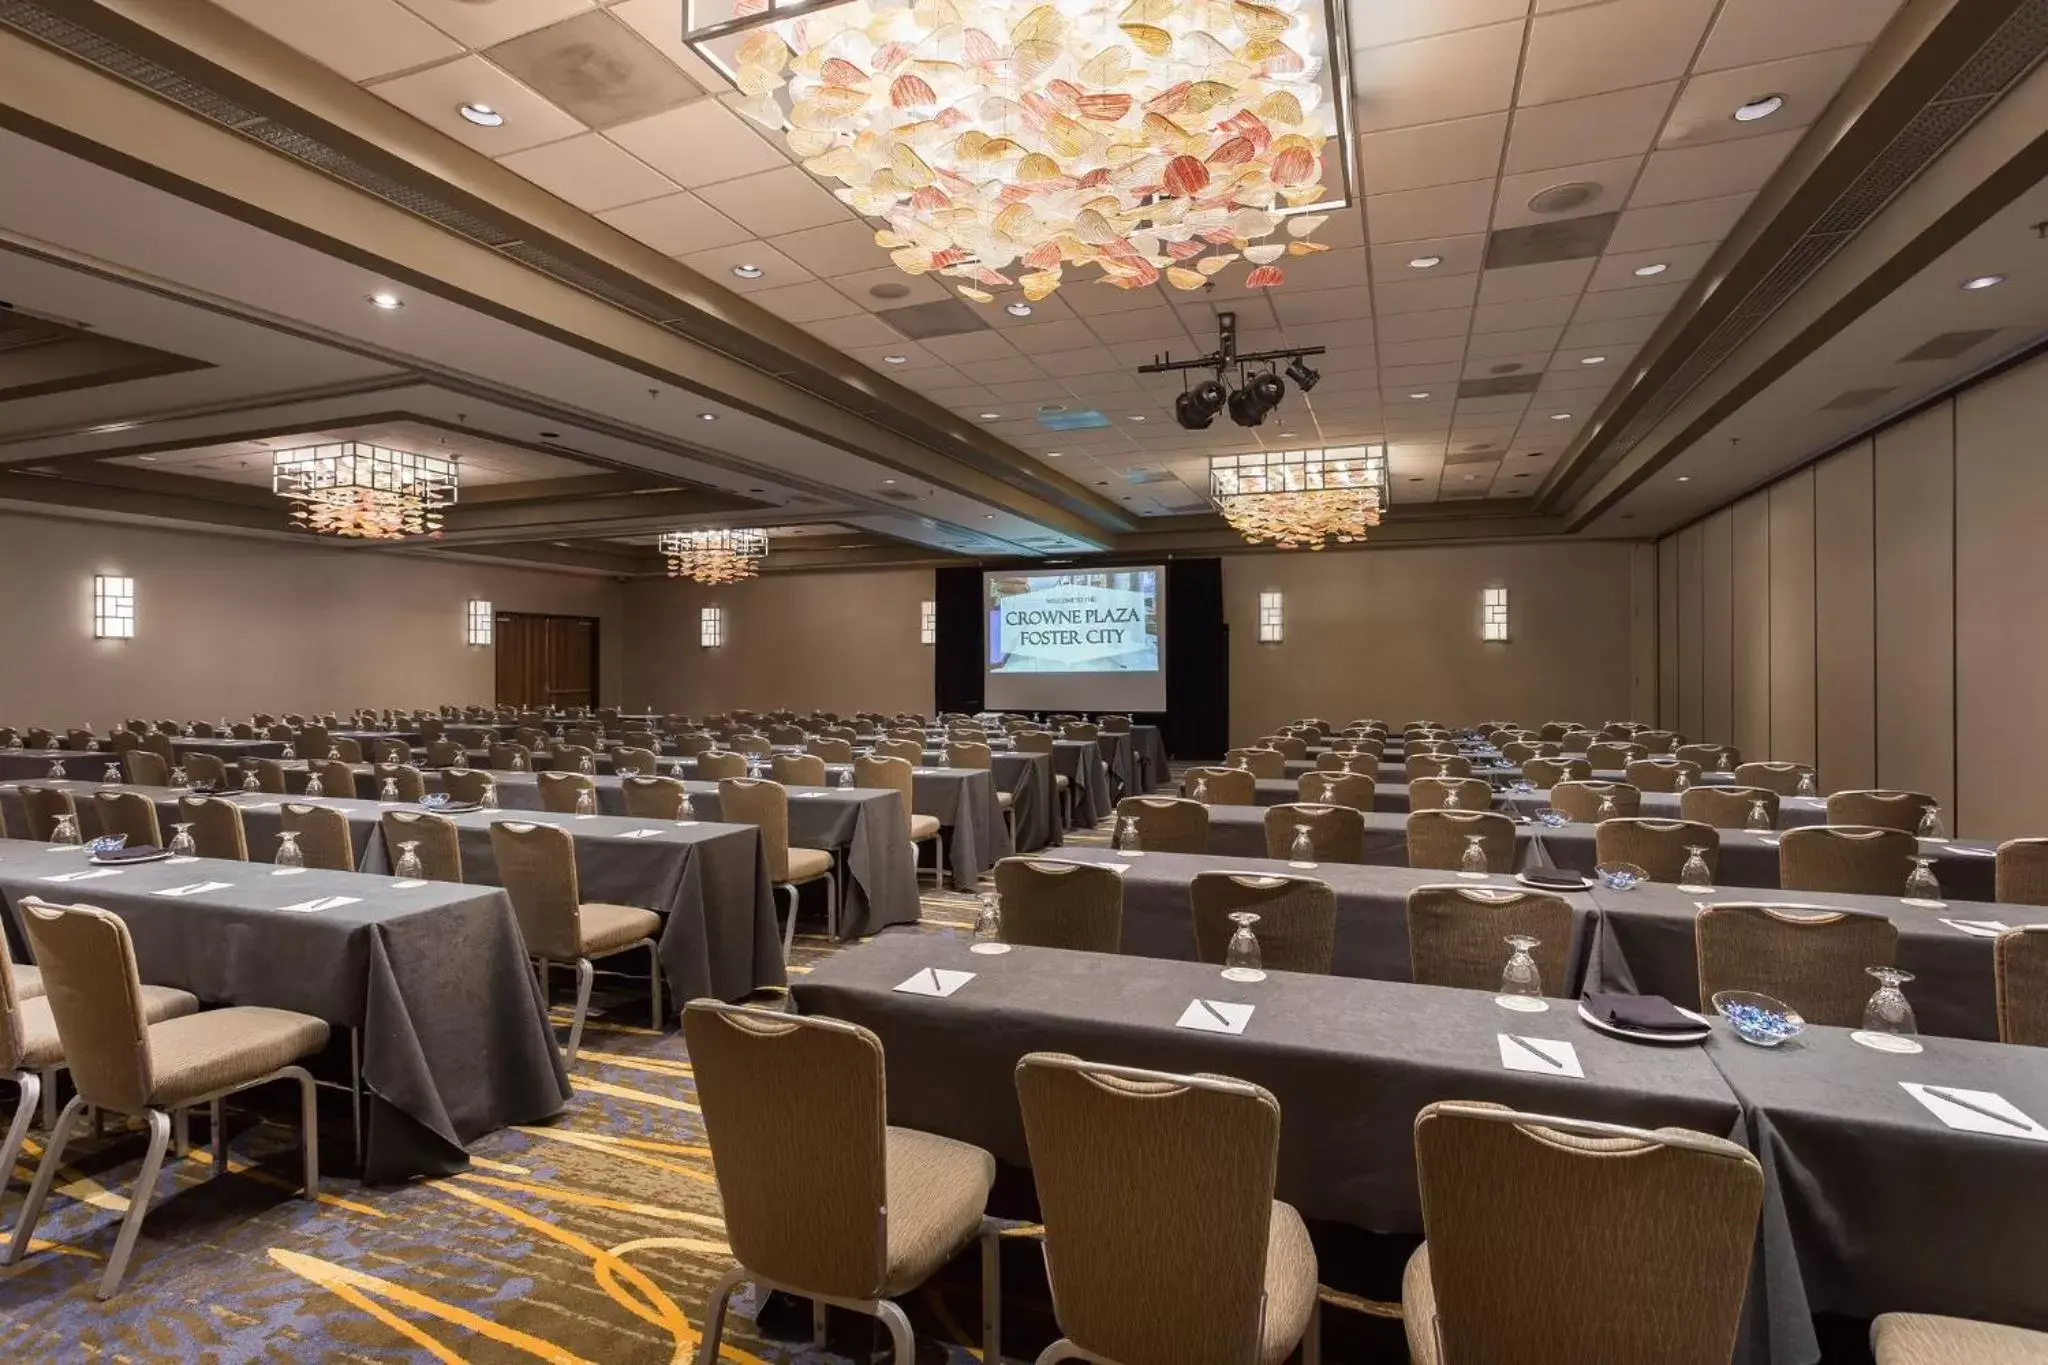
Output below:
[536,771,597,814]
[870,738,923,765]
[1735,761,1815,796]
[488,741,533,772]
[423,740,463,768]
[488,821,661,1058]
[1778,825,1916,896]
[1675,742,1738,770]
[247,758,291,795]
[1297,772,1375,811]
[180,753,228,787]
[719,777,837,951]
[1557,729,1597,754]
[442,769,496,805]
[765,724,807,746]
[1264,735,1309,762]
[621,775,690,820]
[672,732,715,759]
[1114,795,1208,854]
[330,737,366,764]
[1680,785,1780,831]
[148,734,182,767]
[1408,810,1516,873]
[1407,886,1573,993]
[373,763,426,803]
[1182,766,1255,805]
[1695,902,1898,1024]
[1626,758,1702,793]
[735,734,776,759]
[19,787,78,843]
[807,737,854,764]
[381,810,463,883]
[695,750,749,781]
[1825,789,1937,834]
[1995,926,2048,1046]
[1521,756,1591,788]
[687,1002,999,1365]
[1190,872,1336,975]
[610,746,660,776]
[1223,747,1286,779]
[1262,803,1366,864]
[1408,739,1457,759]
[1995,838,2048,906]
[293,723,330,762]
[1015,1052,1320,1365]
[994,857,1124,954]
[771,753,828,788]
[1404,1101,1760,1365]
[123,749,171,787]
[373,740,413,766]
[1500,740,1557,766]
[1595,819,1718,884]
[551,744,598,774]
[1548,781,1640,824]
[1584,741,1643,770]
[563,727,601,751]
[1635,729,1681,755]
[278,803,354,871]
[177,796,248,861]
[854,755,944,884]
[1061,722,1100,742]
[7,900,320,1298]
[1870,1314,2048,1364]
[1408,777,1494,813]
[92,790,162,849]
[1316,750,1377,773]
[1536,723,1573,742]
[307,759,358,799]
[1406,753,1473,781]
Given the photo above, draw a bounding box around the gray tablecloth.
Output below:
[674,783,918,938]
[1200,805,1546,868]
[1096,731,1138,799]
[0,751,120,783]
[1036,846,1597,992]
[1130,724,1170,793]
[0,838,568,1183]
[1538,824,2000,901]
[1055,741,1113,827]
[171,738,289,763]
[995,752,1056,853]
[0,782,386,867]
[1505,790,1830,828]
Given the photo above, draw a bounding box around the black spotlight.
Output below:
[1174,378,1227,430]
[1286,355,1321,392]
[1228,370,1287,427]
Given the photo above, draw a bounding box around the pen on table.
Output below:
[925,967,943,993]
[1926,1086,2029,1130]
[1199,998,1232,1026]
[1508,1035,1564,1069]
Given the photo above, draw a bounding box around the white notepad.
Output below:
[271,867,308,876]
[391,879,428,890]
[154,880,233,897]
[619,828,665,839]
[1941,918,2012,938]
[1902,1083,2048,1142]
[42,867,121,884]
[893,967,974,997]
[1177,999,1254,1034]
[278,895,361,914]
[1498,1034,1584,1077]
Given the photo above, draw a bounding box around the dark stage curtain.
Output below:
[932,565,984,715]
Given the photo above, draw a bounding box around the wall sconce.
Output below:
[700,605,724,648]
[1482,587,1510,641]
[1258,590,1283,643]
[920,599,936,645]
[93,575,136,639]
[466,599,494,646]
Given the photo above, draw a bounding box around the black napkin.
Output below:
[433,802,483,814]
[94,844,165,863]
[1521,869,1589,889]
[1584,992,1700,1034]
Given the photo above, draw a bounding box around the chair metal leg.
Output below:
[173,1107,190,1159]
[1303,1296,1322,1365]
[349,1027,364,1173]
[97,1108,171,1299]
[693,1265,746,1365]
[4,1093,82,1265]
[0,1071,40,1196]
[981,1223,1003,1365]
[826,872,839,941]
[563,958,595,1065]
[876,1300,915,1363]
[777,883,798,959]
[209,1097,226,1176]
[812,1297,829,1349]
[297,1068,320,1200]
[646,939,664,1031]
[38,1069,55,1129]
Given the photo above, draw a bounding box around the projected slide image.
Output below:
[987,569,1161,674]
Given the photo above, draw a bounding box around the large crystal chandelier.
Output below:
[684,0,1353,300]
[1209,445,1386,550]
[271,441,458,540]
[659,528,770,583]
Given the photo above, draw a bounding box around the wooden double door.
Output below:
[494,613,598,709]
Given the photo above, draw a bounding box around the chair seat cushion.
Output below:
[1260,1200,1319,1365]
[1873,1313,2048,1364]
[882,1125,996,1294]
[10,984,198,1072]
[995,791,1013,809]
[10,963,42,1001]
[1403,1242,1441,1364]
[1054,775,1069,791]
[147,1005,329,1108]
[785,846,834,884]
[909,814,943,841]
[579,902,663,956]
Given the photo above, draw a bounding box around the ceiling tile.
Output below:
[1505,83,1677,174]
[597,190,748,253]
[1082,308,1193,344]
[748,280,863,323]
[928,331,1017,363]
[1550,344,1636,370]
[1585,241,1717,290]
[1630,128,1804,206]
[367,55,585,154]
[1369,233,1489,280]
[1381,336,1468,367]
[502,132,675,211]
[1366,179,1496,242]
[1002,320,1100,354]
[1560,313,1664,347]
[210,0,462,81]
[1347,0,1532,50]
[607,0,730,88]
[1378,308,1475,342]
[804,314,905,349]
[1569,280,1687,320]
[1467,325,1563,357]
[1063,284,1176,316]
[1520,0,1717,105]
[393,0,594,47]
[1275,284,1381,324]
[1035,347,1120,377]
[1473,295,1578,331]
[1697,0,1902,71]
[830,267,954,310]
[1478,257,1596,303]
[483,11,702,128]
[1355,114,1509,195]
[1060,372,1144,395]
[1351,22,1526,133]
[1493,156,1643,230]
[696,166,848,236]
[1606,192,1756,253]
[1265,248,1370,293]
[1660,47,1865,148]
[605,100,785,187]
[1374,273,1481,315]
[767,220,884,276]
[678,240,808,292]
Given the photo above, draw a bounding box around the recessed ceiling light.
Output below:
[985,514,995,520]
[1128,414,1147,422]
[1580,355,1607,365]
[731,263,764,279]
[1549,412,1572,421]
[1677,475,1692,482]
[1005,302,1033,317]
[134,454,157,462]
[1633,263,1669,277]
[1732,94,1784,123]
[882,477,896,484]
[1408,391,1431,400]
[90,421,139,434]
[1962,274,2007,290]
[1046,451,1063,457]
[979,412,1000,420]
[698,412,718,421]
[458,102,504,127]
[1407,255,1442,269]
[882,354,909,365]
[366,291,404,310]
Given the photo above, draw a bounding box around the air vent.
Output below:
[1122,465,1175,484]
[1484,212,1618,268]
[874,486,923,501]
[1819,386,1899,411]
[1457,374,1542,399]
[1899,328,2003,361]
[876,299,990,338]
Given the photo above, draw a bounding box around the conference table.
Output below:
[794,934,2048,1365]
[1537,821,2001,902]
[1194,804,1547,866]
[0,837,569,1184]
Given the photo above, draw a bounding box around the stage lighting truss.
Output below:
[1208,445,1387,550]
[1145,310,1323,432]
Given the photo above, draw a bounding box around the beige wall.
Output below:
[1225,540,1652,748]
[1656,347,2048,839]
[620,567,936,718]
[0,511,623,726]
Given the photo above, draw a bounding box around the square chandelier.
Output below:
[682,0,1355,301]
[1209,445,1387,550]
[660,528,770,584]
[271,441,458,541]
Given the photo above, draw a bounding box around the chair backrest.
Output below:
[1408,809,1516,872]
[945,741,993,771]
[375,763,426,803]
[1635,729,1680,755]
[1264,735,1308,761]
[550,743,597,768]
[375,739,414,765]
[1061,723,1099,741]
[1262,802,1366,863]
[1115,796,1208,854]
[278,803,354,871]
[1100,715,1132,733]
[123,749,170,787]
[178,796,248,860]
[673,732,715,758]
[1679,785,1779,831]
[250,758,292,795]
[18,899,156,1113]
[1777,825,1916,896]
[425,740,463,767]
[735,734,775,758]
[1559,730,1601,754]
[21,786,78,842]
[489,741,532,771]
[92,790,162,848]
[487,821,583,959]
[807,737,854,764]
[108,730,142,754]
[381,810,463,882]
[994,858,1124,954]
[563,726,600,750]
[331,737,366,764]
[719,778,794,881]
[1189,871,1335,974]
[294,723,330,761]
[1996,838,2048,906]
[1012,730,1053,755]
[1695,902,1898,1024]
[610,746,660,775]
[1181,766,1254,805]
[1625,758,1701,793]
[1734,761,1813,796]
[1674,742,1739,770]
[1500,740,1553,765]
[1407,885,1574,992]
[1407,753,1474,781]
[1412,1101,1762,1365]
[621,775,689,821]
[1995,926,2048,1045]
[1824,789,1936,833]
[886,726,925,743]
[1223,747,1285,779]
[536,771,596,814]
[1548,780,1641,823]
[1408,777,1494,813]
[871,738,924,765]
[1522,756,1591,788]
[181,752,229,786]
[1015,1053,1285,1365]
[1317,749,1379,773]
[1297,772,1375,811]
[1595,819,1718,883]
[770,753,827,788]
[695,751,748,780]
[765,724,806,746]
[1584,741,1644,770]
